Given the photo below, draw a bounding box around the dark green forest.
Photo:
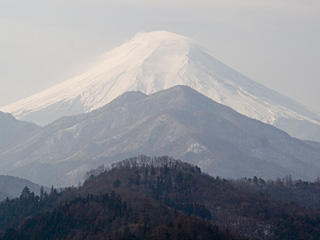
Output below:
[1,155,320,240]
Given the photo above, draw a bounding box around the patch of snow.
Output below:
[186,142,207,154]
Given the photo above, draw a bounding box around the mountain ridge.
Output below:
[0,111,40,152]
[1,31,320,141]
[0,175,44,202]
[1,86,319,187]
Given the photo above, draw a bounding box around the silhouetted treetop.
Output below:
[111,155,201,173]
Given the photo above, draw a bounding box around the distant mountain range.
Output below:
[1,86,319,187]
[0,112,39,151]
[0,175,43,202]
[1,31,320,142]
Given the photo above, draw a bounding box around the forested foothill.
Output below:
[0,155,320,240]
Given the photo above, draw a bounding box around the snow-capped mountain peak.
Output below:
[1,31,320,141]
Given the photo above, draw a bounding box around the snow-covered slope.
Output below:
[2,31,320,141]
[1,86,320,187]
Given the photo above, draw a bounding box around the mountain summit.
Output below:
[1,86,320,186]
[2,31,320,140]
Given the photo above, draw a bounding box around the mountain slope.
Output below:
[0,112,40,151]
[0,175,44,202]
[1,86,319,187]
[1,31,320,141]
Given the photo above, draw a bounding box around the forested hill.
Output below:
[1,155,320,240]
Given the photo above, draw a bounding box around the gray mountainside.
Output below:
[0,86,320,187]
[0,175,44,201]
[0,112,40,151]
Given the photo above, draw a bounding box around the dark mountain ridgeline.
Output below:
[1,156,320,240]
[234,176,320,209]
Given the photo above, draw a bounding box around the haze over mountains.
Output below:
[0,112,39,151]
[0,175,43,202]
[1,86,320,187]
[1,31,320,142]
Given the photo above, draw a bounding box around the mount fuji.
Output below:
[2,31,320,141]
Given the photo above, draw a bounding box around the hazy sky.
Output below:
[1,0,320,113]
